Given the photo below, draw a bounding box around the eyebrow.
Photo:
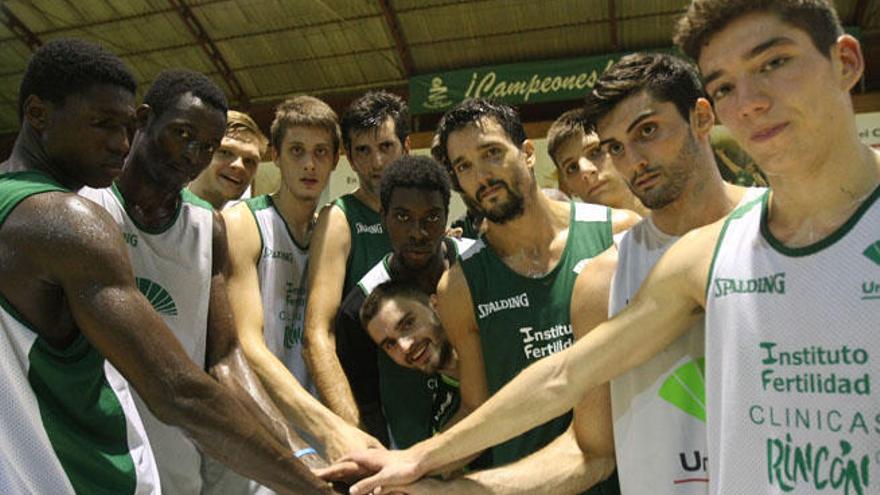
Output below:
[703,36,795,86]
[598,110,656,147]
[394,311,413,332]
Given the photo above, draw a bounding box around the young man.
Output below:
[188,110,266,209]
[360,279,617,495]
[80,70,330,494]
[335,2,879,494]
[0,39,328,495]
[335,155,475,449]
[593,53,761,494]
[547,109,649,217]
[303,90,409,435]
[334,99,638,492]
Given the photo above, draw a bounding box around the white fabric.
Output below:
[610,188,763,494]
[705,190,880,494]
[81,186,213,494]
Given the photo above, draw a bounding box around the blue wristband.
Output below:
[294,447,317,458]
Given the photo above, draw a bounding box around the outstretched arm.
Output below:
[303,204,360,424]
[328,223,717,494]
[25,194,332,494]
[223,204,381,461]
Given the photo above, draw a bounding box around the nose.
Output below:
[108,126,130,156]
[579,157,599,183]
[303,153,316,172]
[735,77,771,120]
[228,156,245,171]
[398,335,415,354]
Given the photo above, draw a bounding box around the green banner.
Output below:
[410,52,628,114]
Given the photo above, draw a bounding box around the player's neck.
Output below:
[187,180,225,210]
[353,186,380,212]
[273,188,318,247]
[652,159,741,237]
[484,187,565,257]
[390,251,446,293]
[2,125,80,189]
[115,158,184,229]
[766,143,880,248]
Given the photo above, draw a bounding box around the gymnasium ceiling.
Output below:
[1,0,879,137]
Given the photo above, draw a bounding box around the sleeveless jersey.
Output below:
[609,188,764,494]
[0,171,159,494]
[358,237,474,448]
[705,187,880,494]
[332,194,391,297]
[246,195,316,397]
[80,184,214,494]
[460,202,615,475]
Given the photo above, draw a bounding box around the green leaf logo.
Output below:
[658,358,706,422]
[136,277,178,316]
[863,241,880,266]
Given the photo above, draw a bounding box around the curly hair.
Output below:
[340,90,409,154]
[674,0,843,61]
[379,154,452,217]
[584,52,706,129]
[435,98,527,191]
[18,38,136,121]
[143,69,228,120]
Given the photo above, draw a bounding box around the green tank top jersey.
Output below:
[0,171,160,494]
[332,194,392,297]
[460,202,614,471]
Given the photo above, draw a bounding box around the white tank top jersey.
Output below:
[705,187,880,494]
[81,185,214,494]
[247,195,317,397]
[610,188,764,494]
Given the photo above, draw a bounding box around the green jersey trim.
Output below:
[760,183,880,257]
[181,187,214,211]
[705,191,767,296]
[246,195,309,251]
[111,182,184,235]
[0,170,67,230]
[245,196,269,263]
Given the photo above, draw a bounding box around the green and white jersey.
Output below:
[80,184,214,495]
[358,237,475,448]
[460,202,614,470]
[246,195,316,397]
[609,188,764,494]
[705,187,880,494]
[332,193,391,297]
[0,171,160,494]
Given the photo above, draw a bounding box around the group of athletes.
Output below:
[0,0,877,494]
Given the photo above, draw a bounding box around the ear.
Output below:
[271,145,279,163]
[521,139,536,170]
[690,97,716,137]
[135,104,152,130]
[380,207,388,230]
[23,95,50,131]
[832,34,864,92]
[402,135,412,155]
[429,293,439,310]
[331,150,340,171]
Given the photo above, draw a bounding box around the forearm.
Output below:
[244,341,361,455]
[410,349,581,475]
[153,367,331,494]
[303,328,360,425]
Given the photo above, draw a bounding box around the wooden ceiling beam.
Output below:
[377,0,414,77]
[608,0,619,51]
[168,0,249,107]
[0,3,42,51]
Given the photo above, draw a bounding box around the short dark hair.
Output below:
[143,69,228,120]
[360,280,431,330]
[546,109,588,168]
[584,52,706,128]
[18,38,136,121]
[380,155,452,217]
[270,95,341,155]
[435,98,527,191]
[674,0,843,61]
[340,90,409,154]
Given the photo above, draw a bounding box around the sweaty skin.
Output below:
[1,90,331,493]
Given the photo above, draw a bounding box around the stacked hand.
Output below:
[316,447,425,495]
